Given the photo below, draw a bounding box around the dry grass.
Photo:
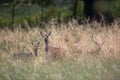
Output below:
[1,21,120,59]
[0,20,120,80]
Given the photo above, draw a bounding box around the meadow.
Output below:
[0,21,120,80]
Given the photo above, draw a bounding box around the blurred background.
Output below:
[0,0,120,28]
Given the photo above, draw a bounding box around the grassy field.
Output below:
[0,21,120,80]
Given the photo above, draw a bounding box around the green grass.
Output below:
[0,55,120,80]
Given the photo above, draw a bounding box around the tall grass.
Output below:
[0,21,120,80]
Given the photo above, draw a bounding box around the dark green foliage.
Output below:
[77,1,84,20]
[0,4,74,28]
[0,0,120,28]
[111,0,120,17]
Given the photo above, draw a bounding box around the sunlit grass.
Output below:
[0,21,120,80]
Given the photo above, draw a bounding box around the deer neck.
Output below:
[44,39,49,54]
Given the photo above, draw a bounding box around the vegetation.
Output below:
[0,0,120,79]
[0,4,74,28]
[0,0,120,28]
[0,21,120,80]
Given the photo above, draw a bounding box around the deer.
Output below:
[91,34,106,54]
[13,42,40,59]
[40,31,65,60]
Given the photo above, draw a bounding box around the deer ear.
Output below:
[48,31,51,36]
